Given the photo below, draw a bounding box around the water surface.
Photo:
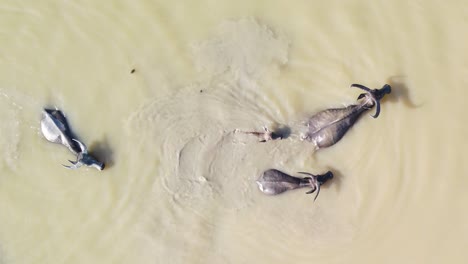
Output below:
[1,1,467,263]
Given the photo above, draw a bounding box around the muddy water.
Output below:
[1,1,467,263]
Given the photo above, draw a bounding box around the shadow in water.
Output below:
[385,76,421,108]
[89,137,115,169]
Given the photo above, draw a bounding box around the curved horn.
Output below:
[298,172,321,201]
[297,171,315,177]
[313,183,321,201]
[350,83,371,92]
[352,84,388,118]
[305,178,320,201]
[72,139,88,154]
[62,164,77,169]
[371,97,381,118]
[62,159,82,169]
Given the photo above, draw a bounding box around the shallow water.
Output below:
[1,1,468,263]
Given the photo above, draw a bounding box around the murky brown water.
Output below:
[1,1,467,263]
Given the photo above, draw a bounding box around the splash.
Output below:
[126,19,294,211]
[127,84,280,210]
